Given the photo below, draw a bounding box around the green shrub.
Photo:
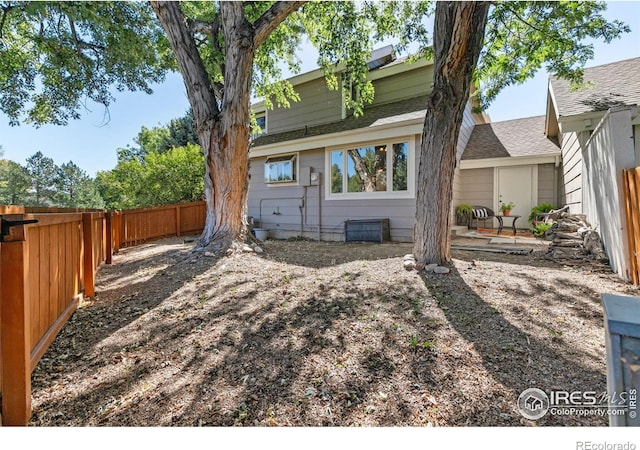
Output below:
[531,221,554,237]
[456,203,473,226]
[529,202,556,222]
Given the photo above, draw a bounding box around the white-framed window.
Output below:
[265,153,297,184]
[326,137,414,200]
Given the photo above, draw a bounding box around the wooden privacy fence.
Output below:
[0,201,205,425]
[0,211,110,425]
[116,201,206,247]
[623,168,640,285]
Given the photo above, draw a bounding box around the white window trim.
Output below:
[325,136,415,200]
[265,152,299,187]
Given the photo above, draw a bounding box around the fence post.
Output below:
[176,205,181,237]
[105,212,113,265]
[113,212,120,253]
[1,216,32,425]
[82,213,95,298]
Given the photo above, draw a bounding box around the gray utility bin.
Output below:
[344,219,390,243]
[602,293,640,426]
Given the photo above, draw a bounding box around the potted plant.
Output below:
[500,201,515,216]
[455,203,473,226]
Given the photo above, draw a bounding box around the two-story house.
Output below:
[247,46,473,241]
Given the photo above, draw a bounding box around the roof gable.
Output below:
[549,57,640,118]
[462,116,560,160]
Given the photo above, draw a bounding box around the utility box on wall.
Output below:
[602,293,640,426]
[299,167,311,186]
[345,218,390,243]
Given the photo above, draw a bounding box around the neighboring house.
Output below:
[546,57,640,214]
[248,47,486,242]
[456,115,561,228]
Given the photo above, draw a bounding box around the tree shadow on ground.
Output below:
[29,241,623,426]
[417,264,613,425]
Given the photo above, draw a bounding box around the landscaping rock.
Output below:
[546,213,610,267]
[423,263,438,273]
[254,246,264,254]
[403,260,416,271]
[242,245,254,253]
[433,266,450,274]
[403,254,416,261]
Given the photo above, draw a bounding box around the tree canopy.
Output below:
[96,143,204,209]
[0,1,170,126]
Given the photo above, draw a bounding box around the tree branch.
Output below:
[502,4,544,34]
[252,1,305,48]
[150,1,219,124]
[0,3,16,40]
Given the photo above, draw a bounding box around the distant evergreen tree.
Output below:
[25,151,57,206]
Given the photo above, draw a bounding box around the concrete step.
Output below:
[450,225,468,237]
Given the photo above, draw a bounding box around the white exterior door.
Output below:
[496,165,538,227]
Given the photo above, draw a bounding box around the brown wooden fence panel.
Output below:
[120,202,205,247]
[623,168,640,285]
[180,201,206,234]
[0,210,112,425]
[24,214,84,369]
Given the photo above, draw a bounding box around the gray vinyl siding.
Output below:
[560,131,588,213]
[457,103,476,160]
[458,168,494,208]
[267,78,342,134]
[248,142,420,242]
[537,163,556,206]
[370,65,433,106]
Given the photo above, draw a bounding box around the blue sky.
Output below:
[1,1,639,177]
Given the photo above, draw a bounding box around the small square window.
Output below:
[265,154,297,183]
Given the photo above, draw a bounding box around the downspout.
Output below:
[317,174,322,242]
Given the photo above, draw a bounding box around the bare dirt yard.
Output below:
[29,237,639,426]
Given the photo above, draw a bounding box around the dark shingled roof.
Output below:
[252,96,428,147]
[550,57,640,117]
[462,116,559,160]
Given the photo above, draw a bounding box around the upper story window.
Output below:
[252,112,267,139]
[265,154,297,184]
[328,139,412,199]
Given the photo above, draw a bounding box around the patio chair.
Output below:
[471,206,495,229]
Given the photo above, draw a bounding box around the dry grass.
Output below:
[29,237,639,426]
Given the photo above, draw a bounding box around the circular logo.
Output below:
[518,388,550,420]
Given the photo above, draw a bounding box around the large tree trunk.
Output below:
[199,2,254,249]
[413,1,489,265]
[151,1,303,251]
